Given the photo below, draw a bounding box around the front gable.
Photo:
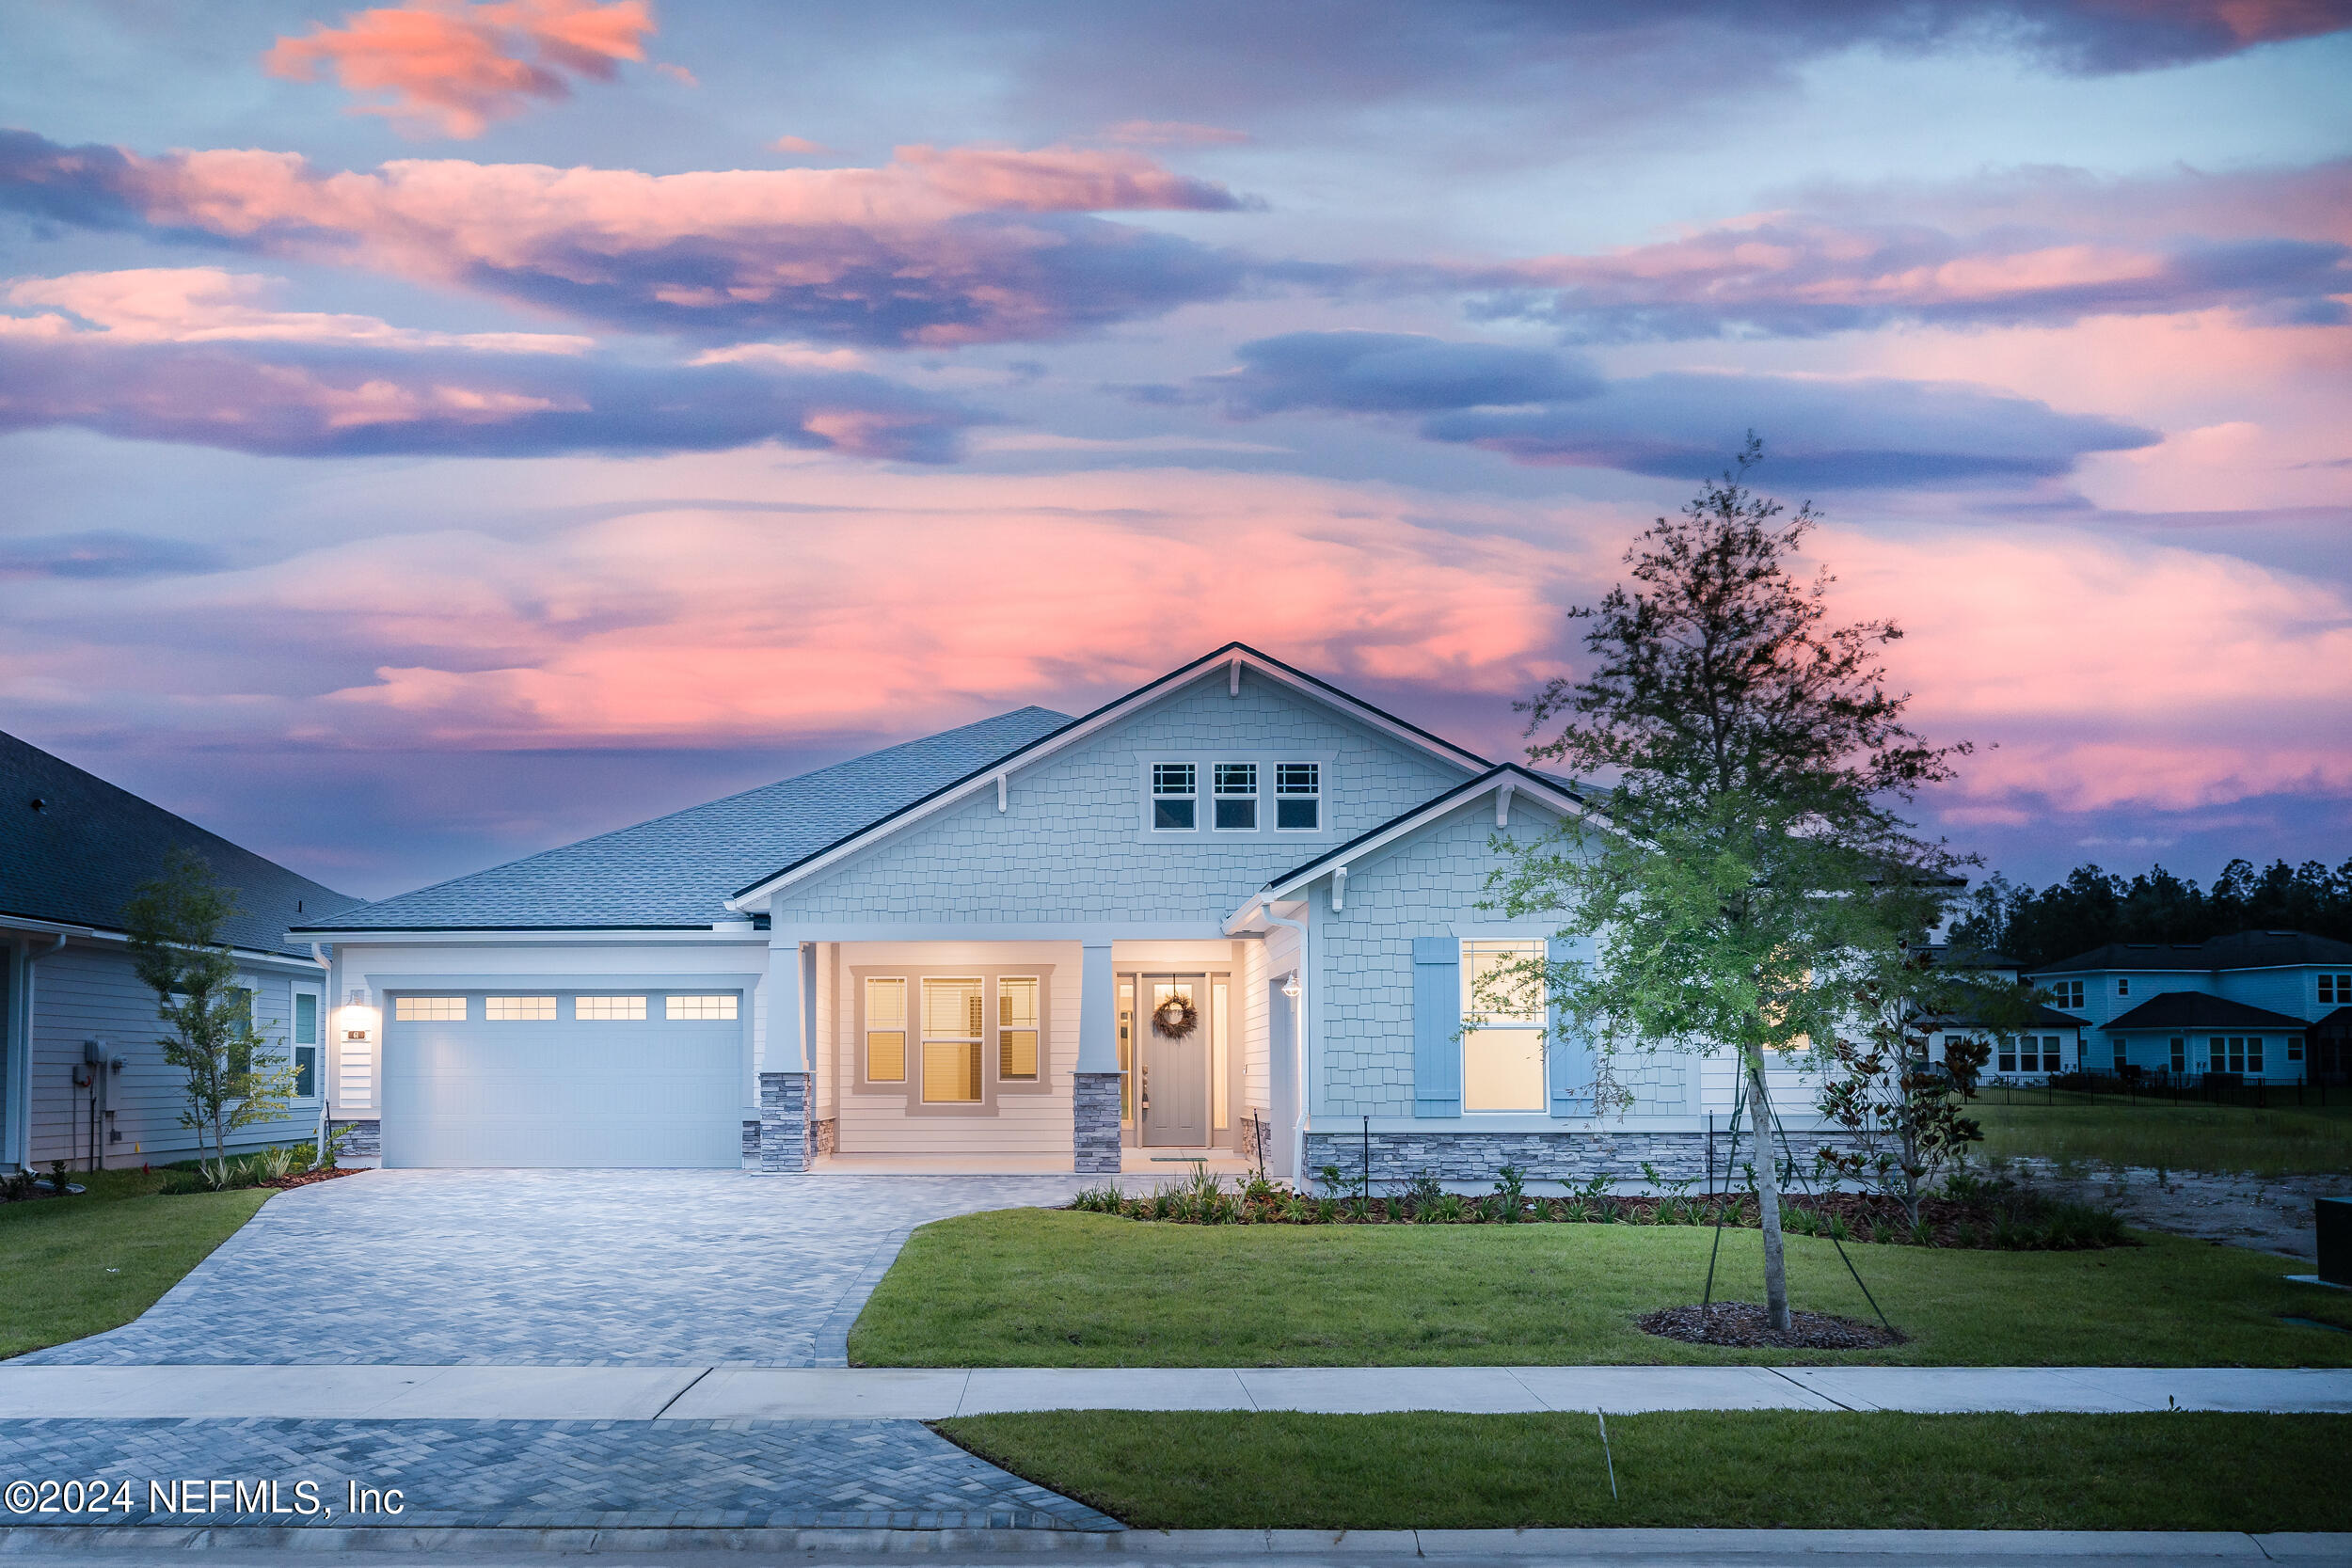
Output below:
[756,652,1484,931]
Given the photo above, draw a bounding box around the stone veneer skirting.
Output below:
[759,1071,809,1174]
[1303,1127,1856,1191]
[1072,1072,1121,1174]
[326,1118,381,1160]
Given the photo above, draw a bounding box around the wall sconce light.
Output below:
[1281,974,1301,1000]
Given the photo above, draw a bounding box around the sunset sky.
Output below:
[3,1,2347,900]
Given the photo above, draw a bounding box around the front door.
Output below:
[1139,974,1208,1146]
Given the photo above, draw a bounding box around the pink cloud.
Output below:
[2,133,1248,345]
[3,266,590,352]
[264,0,657,139]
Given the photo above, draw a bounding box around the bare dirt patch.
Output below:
[1996,1159,2340,1260]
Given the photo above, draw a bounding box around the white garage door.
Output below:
[381,990,745,1168]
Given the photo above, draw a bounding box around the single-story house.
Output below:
[292,644,1826,1182]
[2026,930,2352,1084]
[2,730,358,1171]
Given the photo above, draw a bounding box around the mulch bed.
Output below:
[1637,1300,1907,1349]
[258,1166,366,1191]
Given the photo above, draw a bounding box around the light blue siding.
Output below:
[1314,798,1569,1118]
[775,671,1471,927]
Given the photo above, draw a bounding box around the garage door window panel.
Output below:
[575,995,647,1021]
[486,996,556,1022]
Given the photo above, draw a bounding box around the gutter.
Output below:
[7,932,71,1169]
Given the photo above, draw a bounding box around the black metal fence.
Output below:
[1982,1070,2344,1110]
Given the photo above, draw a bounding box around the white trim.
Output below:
[1249,768,1593,908]
[0,914,324,973]
[294,928,768,946]
[724,645,1487,911]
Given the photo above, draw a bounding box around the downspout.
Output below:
[1258,897,1311,1185]
[311,944,332,1158]
[10,934,69,1169]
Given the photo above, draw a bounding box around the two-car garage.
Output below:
[379,990,747,1168]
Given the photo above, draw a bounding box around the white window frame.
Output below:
[574,995,648,1021]
[394,995,468,1022]
[485,995,557,1022]
[2321,973,2350,1006]
[997,974,1042,1083]
[1211,762,1259,832]
[1136,751,1336,842]
[1151,762,1199,833]
[664,993,739,1021]
[2117,977,2130,997]
[290,982,323,1101]
[1460,938,1547,1113]
[920,975,987,1104]
[1274,761,1322,832]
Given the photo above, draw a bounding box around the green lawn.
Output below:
[1971,1096,2352,1179]
[850,1209,2352,1369]
[0,1168,269,1359]
[938,1410,2352,1532]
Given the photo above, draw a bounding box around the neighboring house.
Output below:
[1,731,359,1171]
[2026,931,2352,1085]
[1914,946,2090,1084]
[293,644,1830,1182]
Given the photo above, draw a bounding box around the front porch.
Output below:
[754,935,1289,1176]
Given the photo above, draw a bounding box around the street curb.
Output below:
[0,1526,2347,1558]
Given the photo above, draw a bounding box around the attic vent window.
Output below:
[27,798,46,812]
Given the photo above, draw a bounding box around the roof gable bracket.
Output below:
[996,772,1008,813]
[1229,657,1242,697]
[1495,780,1514,828]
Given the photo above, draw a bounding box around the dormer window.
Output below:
[1275,762,1321,831]
[1152,763,1197,831]
[2117,978,2130,997]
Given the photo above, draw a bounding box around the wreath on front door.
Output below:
[1152,993,1200,1038]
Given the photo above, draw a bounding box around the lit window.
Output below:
[486,996,556,1022]
[1211,976,1231,1132]
[1117,976,1136,1124]
[866,977,906,1083]
[998,976,1040,1081]
[395,996,466,1022]
[1275,762,1321,831]
[1461,940,1545,1112]
[665,994,738,1021]
[922,978,984,1102]
[575,995,646,1021]
[1213,763,1258,831]
[1152,763,1197,832]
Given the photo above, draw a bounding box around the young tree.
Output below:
[1489,438,1966,1331]
[123,848,299,1185]
[1813,950,2024,1227]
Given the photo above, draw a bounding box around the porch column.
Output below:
[1072,941,1120,1175]
[761,932,808,1173]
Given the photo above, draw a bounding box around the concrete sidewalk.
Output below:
[3,1364,2347,1420]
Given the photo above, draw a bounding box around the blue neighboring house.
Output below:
[2026,930,2352,1085]
[2,731,358,1171]
[293,644,1813,1180]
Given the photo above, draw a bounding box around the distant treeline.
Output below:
[1947,858,2352,969]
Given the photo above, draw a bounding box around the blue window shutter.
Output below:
[1411,937,1461,1118]
[1548,936,1596,1117]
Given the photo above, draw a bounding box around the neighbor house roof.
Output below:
[294,707,1072,933]
[2,729,357,958]
[2033,930,2352,976]
[1922,1002,2089,1031]
[2104,991,2312,1033]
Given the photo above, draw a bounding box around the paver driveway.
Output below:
[14,1169,1085,1367]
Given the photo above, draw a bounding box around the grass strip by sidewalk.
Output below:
[0,1168,269,1359]
[851,1210,2352,1369]
[938,1410,2352,1532]
[1972,1097,2352,1179]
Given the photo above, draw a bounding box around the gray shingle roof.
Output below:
[2104,990,2312,1032]
[2,729,358,958]
[2033,930,2352,976]
[301,706,1073,932]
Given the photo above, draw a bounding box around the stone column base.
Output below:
[759,1070,809,1173]
[1073,1072,1122,1175]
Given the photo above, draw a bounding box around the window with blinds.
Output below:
[998,977,1040,1081]
[922,978,985,1102]
[866,976,907,1083]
